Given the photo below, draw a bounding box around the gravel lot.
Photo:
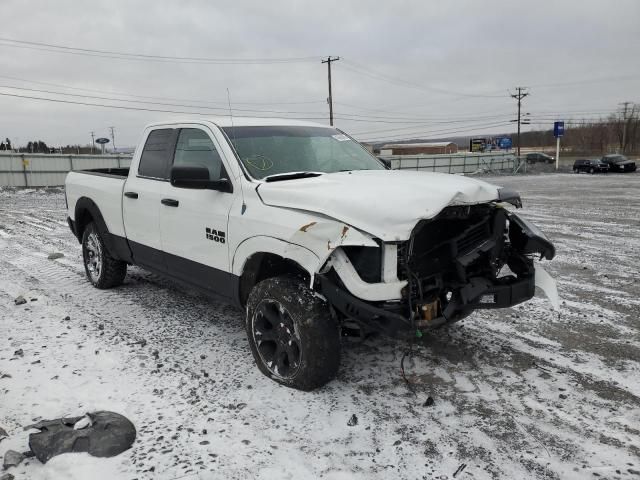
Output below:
[0,172,639,480]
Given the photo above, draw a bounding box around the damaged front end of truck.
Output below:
[315,190,557,337]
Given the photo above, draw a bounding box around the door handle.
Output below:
[161,198,179,207]
[124,192,138,199]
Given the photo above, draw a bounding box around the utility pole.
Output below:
[510,87,529,158]
[321,56,340,126]
[619,101,630,153]
[109,126,116,151]
[90,131,95,154]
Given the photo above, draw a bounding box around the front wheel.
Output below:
[589,168,595,174]
[246,276,341,391]
[81,222,127,289]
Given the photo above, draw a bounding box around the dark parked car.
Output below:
[600,154,637,173]
[526,152,555,164]
[573,159,609,174]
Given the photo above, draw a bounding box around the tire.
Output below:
[246,276,341,391]
[573,168,578,173]
[589,168,595,174]
[81,222,127,289]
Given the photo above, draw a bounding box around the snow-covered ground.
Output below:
[1,173,639,480]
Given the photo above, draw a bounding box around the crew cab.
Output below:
[65,118,558,390]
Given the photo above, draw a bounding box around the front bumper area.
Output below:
[317,268,537,337]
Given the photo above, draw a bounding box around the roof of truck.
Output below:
[146,117,330,129]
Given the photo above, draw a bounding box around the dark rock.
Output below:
[47,253,64,260]
[393,440,402,446]
[0,427,7,438]
[14,296,26,306]
[559,393,568,400]
[3,450,24,469]
[13,349,23,358]
[199,441,210,445]
[424,396,435,407]
[347,414,358,426]
[98,324,104,330]
[1,473,15,480]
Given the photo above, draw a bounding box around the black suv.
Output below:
[573,159,609,174]
[600,154,637,173]
[526,152,555,164]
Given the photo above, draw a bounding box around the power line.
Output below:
[0,75,326,107]
[354,121,514,143]
[0,83,512,124]
[339,59,506,99]
[348,114,514,137]
[0,84,345,117]
[0,91,330,120]
[0,37,321,64]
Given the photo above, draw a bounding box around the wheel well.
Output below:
[75,207,94,242]
[239,253,311,307]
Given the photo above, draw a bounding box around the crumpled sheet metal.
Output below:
[25,411,136,464]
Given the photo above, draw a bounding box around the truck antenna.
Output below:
[227,88,246,214]
[226,88,236,146]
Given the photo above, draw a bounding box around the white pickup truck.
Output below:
[65,117,558,390]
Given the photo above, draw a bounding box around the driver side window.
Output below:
[173,128,224,180]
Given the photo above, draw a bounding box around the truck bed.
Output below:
[65,169,128,240]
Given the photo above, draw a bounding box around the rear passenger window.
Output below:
[173,128,225,180]
[138,129,178,179]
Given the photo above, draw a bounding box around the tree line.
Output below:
[521,106,640,154]
[0,140,98,154]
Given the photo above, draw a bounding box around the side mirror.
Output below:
[170,166,233,193]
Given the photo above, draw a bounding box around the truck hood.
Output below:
[257,170,503,241]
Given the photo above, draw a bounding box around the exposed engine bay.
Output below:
[318,201,556,336]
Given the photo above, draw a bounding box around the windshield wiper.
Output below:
[263,171,324,182]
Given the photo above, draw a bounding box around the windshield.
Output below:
[606,155,627,163]
[222,126,385,179]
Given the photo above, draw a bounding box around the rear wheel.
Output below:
[81,222,127,289]
[573,168,578,173]
[246,276,341,391]
[589,167,595,174]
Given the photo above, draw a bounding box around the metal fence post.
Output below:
[117,155,121,168]
[69,155,74,171]
[21,154,28,187]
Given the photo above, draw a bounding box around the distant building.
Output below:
[379,142,458,155]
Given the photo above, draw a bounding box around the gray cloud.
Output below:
[0,0,638,147]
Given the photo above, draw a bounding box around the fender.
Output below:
[232,236,321,285]
[74,197,133,263]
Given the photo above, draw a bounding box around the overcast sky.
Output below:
[0,0,638,148]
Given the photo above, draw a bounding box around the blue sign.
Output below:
[497,137,513,149]
[553,121,564,138]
